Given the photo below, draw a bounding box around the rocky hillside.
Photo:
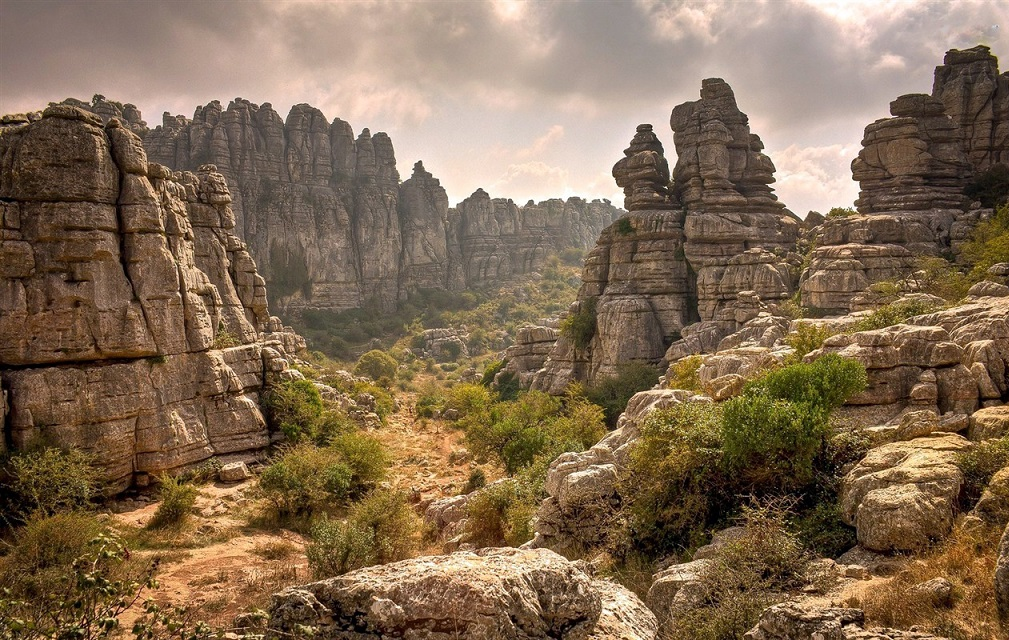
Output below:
[0,105,305,490]
[136,98,621,315]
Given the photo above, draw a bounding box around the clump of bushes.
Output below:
[784,323,836,362]
[559,297,597,351]
[354,349,398,383]
[263,379,325,442]
[147,475,198,529]
[465,480,538,548]
[851,298,943,332]
[259,437,387,522]
[306,489,420,577]
[665,355,703,392]
[0,446,100,523]
[586,361,660,426]
[956,436,1009,510]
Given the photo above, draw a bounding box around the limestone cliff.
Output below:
[0,106,300,491]
[143,99,622,314]
[529,80,800,392]
[801,45,1009,313]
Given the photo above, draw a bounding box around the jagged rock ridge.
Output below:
[528,79,801,392]
[140,99,622,314]
[0,105,302,490]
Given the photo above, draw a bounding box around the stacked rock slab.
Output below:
[143,98,622,314]
[0,105,293,490]
[801,46,1008,314]
[529,81,799,392]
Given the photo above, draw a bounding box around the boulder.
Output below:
[218,461,252,483]
[266,547,656,639]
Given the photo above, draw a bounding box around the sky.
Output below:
[1,0,1005,216]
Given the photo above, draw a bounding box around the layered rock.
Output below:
[0,105,295,490]
[267,547,657,639]
[801,46,1008,313]
[744,603,949,639]
[527,80,799,391]
[143,98,622,314]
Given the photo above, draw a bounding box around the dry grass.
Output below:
[855,519,1002,640]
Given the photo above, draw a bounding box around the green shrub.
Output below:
[964,163,1009,208]
[328,432,388,493]
[616,217,635,235]
[852,298,943,332]
[259,444,355,520]
[624,402,727,556]
[212,324,241,349]
[1,446,99,522]
[306,489,419,577]
[746,353,867,412]
[559,297,597,350]
[444,383,495,420]
[495,371,520,401]
[912,256,972,302]
[784,323,836,362]
[147,475,198,529]
[263,379,324,442]
[480,359,505,386]
[414,382,444,418]
[586,361,660,427]
[666,355,703,392]
[962,203,1009,281]
[464,479,538,548]
[354,349,398,382]
[790,501,856,559]
[956,436,1009,510]
[461,468,486,494]
[826,206,857,218]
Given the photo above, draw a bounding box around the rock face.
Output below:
[0,105,297,490]
[744,603,949,639]
[527,80,800,391]
[143,98,621,314]
[267,547,657,640]
[801,46,1008,314]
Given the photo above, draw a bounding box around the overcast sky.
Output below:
[1,0,1005,215]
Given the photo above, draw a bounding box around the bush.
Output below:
[328,432,388,492]
[414,382,444,418]
[667,504,816,640]
[461,468,486,494]
[263,379,324,442]
[964,163,1009,208]
[1,446,99,522]
[624,402,727,556]
[559,297,597,350]
[443,383,495,420]
[147,475,198,529]
[784,323,836,362]
[957,436,1009,510]
[354,349,398,382]
[962,203,1009,282]
[827,206,857,217]
[480,359,505,386]
[665,355,703,392]
[852,298,943,332]
[586,361,660,427]
[790,501,857,559]
[306,489,419,577]
[616,217,635,235]
[259,444,355,520]
[465,479,538,548]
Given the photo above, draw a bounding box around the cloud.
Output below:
[491,161,571,200]
[772,143,862,216]
[517,125,565,158]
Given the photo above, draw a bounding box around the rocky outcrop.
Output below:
[526,80,800,391]
[801,46,1008,314]
[143,98,622,314]
[744,603,949,639]
[267,547,657,639]
[839,434,971,552]
[0,105,297,490]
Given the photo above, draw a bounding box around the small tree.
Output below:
[354,349,398,382]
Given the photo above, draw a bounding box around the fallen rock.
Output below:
[218,461,251,483]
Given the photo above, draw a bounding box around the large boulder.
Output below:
[744,602,950,639]
[267,547,656,639]
[840,434,972,552]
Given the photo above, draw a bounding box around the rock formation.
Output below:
[527,80,800,391]
[0,105,300,490]
[267,547,658,639]
[800,45,1009,314]
[142,98,622,314]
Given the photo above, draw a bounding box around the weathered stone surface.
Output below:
[997,522,1009,624]
[840,434,972,552]
[267,547,656,639]
[973,466,1009,526]
[744,602,949,640]
[219,461,252,483]
[0,106,296,491]
[969,405,1009,441]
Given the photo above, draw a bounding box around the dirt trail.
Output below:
[110,376,482,627]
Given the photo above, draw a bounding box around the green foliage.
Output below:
[461,389,605,474]
[911,256,973,302]
[559,297,597,350]
[624,402,727,556]
[495,371,520,401]
[586,361,660,427]
[263,379,324,442]
[1,446,99,522]
[259,441,386,521]
[0,531,159,640]
[559,247,586,266]
[354,349,398,382]
[306,489,419,577]
[784,323,836,362]
[443,383,495,420]
[461,468,486,494]
[0,512,105,601]
[956,436,1009,510]
[826,206,857,218]
[616,217,635,235]
[665,355,703,392]
[211,326,240,349]
[961,203,1009,281]
[964,163,1009,208]
[413,382,444,418]
[851,298,944,332]
[480,359,505,386]
[723,355,867,493]
[789,501,857,559]
[323,374,396,422]
[147,476,198,529]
